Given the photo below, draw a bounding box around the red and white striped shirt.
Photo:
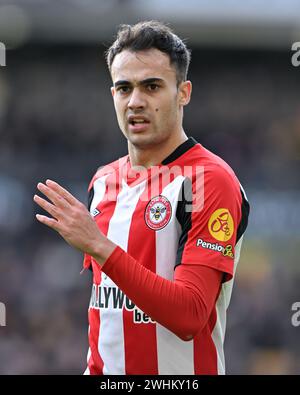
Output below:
[83,137,249,375]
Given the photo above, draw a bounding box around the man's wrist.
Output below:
[91,237,117,267]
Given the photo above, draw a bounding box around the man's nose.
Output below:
[127,88,146,110]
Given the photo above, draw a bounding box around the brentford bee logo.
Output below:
[145,196,172,230]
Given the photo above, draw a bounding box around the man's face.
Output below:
[110,48,190,149]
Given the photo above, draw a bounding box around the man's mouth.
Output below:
[128,116,150,126]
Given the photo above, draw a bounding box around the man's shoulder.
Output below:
[179,142,239,184]
[201,146,238,180]
[95,155,128,176]
[88,155,128,190]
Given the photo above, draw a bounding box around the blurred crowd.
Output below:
[0,45,300,374]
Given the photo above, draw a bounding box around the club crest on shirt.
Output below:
[144,195,172,230]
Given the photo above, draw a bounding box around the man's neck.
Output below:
[128,130,188,169]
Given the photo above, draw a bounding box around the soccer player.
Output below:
[34,21,249,375]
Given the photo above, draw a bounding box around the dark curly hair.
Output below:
[105,20,191,84]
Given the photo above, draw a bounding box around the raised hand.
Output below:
[34,179,115,265]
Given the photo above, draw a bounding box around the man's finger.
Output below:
[45,179,78,205]
[37,182,69,208]
[33,194,60,219]
[36,214,59,231]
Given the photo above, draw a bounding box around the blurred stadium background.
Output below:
[0,0,300,374]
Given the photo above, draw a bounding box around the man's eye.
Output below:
[118,86,130,94]
[147,84,159,91]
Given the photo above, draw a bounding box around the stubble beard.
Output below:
[126,123,175,151]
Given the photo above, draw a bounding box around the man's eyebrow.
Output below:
[139,78,164,86]
[114,78,164,88]
[114,80,131,88]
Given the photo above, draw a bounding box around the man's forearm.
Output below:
[100,245,222,341]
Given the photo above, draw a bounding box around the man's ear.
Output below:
[178,80,192,106]
[111,86,115,97]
